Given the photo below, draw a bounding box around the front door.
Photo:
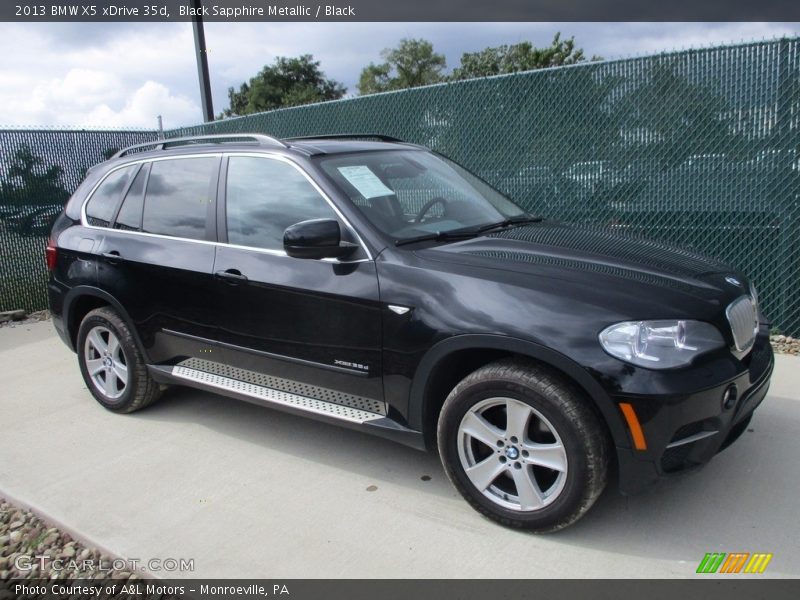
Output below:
[211,154,383,405]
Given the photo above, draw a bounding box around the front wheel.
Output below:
[437,359,609,532]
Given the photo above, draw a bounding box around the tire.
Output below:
[77,306,161,414]
[437,358,609,532]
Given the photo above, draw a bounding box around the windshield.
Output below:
[316,150,527,242]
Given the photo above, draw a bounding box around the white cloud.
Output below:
[83,80,200,128]
[30,69,124,117]
[0,21,797,128]
[0,22,201,128]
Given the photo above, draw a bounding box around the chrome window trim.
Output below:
[79,151,373,263]
[80,153,222,237]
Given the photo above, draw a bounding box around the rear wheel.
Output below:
[437,358,609,532]
[77,307,161,413]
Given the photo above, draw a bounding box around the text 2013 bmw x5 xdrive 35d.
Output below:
[47,134,773,532]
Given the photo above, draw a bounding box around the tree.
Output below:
[451,33,598,80]
[358,38,447,95]
[613,60,734,169]
[0,145,69,208]
[221,55,345,117]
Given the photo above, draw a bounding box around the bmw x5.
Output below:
[47,134,773,531]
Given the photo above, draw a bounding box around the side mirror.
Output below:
[283,218,358,260]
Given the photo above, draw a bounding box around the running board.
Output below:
[155,360,385,425]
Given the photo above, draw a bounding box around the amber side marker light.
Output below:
[619,402,647,450]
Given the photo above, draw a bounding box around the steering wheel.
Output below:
[414,197,447,224]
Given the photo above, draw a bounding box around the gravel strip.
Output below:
[0,497,136,581]
[0,310,50,329]
[770,335,800,356]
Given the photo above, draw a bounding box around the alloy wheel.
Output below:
[84,325,128,400]
[456,397,568,511]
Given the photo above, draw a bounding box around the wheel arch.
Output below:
[64,286,149,361]
[408,334,628,451]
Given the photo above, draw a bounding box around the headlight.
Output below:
[599,320,724,369]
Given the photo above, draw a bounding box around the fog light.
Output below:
[722,385,738,410]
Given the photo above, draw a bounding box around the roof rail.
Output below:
[283,134,406,143]
[111,133,288,159]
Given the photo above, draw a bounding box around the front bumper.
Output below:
[612,330,774,495]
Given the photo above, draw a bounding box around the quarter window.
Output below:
[142,157,217,240]
[114,164,148,231]
[225,157,337,251]
[85,166,136,227]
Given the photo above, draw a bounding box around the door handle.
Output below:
[214,269,248,284]
[101,251,121,263]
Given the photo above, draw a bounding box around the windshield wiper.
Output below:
[395,215,543,247]
[474,215,544,234]
[395,229,480,247]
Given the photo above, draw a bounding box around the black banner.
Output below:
[2,0,800,22]
[3,579,800,600]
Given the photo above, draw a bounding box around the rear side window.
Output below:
[142,157,217,240]
[85,166,136,227]
[225,156,337,250]
[114,165,148,231]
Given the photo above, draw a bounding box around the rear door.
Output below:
[211,153,384,405]
[94,154,221,363]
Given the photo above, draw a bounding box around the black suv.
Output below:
[47,134,773,531]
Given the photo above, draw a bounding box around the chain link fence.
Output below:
[0,129,158,312]
[2,38,799,333]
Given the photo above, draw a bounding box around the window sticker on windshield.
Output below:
[337,166,394,199]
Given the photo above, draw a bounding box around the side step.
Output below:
[162,358,386,425]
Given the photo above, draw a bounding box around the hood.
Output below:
[417,222,746,299]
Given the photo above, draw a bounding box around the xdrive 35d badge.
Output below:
[47,134,773,532]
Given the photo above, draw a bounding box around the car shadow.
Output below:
[136,385,799,565]
[138,385,452,495]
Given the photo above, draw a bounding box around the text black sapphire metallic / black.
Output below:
[46,134,774,532]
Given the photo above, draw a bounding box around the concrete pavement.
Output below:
[1,320,798,578]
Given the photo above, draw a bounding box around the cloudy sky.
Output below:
[0,21,797,129]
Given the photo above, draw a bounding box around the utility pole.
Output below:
[191,0,214,122]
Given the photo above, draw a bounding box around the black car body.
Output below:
[47,134,773,531]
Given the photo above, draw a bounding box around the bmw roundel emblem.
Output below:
[725,276,742,287]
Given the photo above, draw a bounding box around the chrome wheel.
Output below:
[84,325,128,400]
[457,397,568,512]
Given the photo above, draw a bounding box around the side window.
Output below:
[114,164,148,231]
[85,166,136,227]
[226,156,337,251]
[142,157,217,241]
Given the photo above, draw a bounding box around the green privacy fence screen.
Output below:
[0,129,158,312]
[2,38,799,334]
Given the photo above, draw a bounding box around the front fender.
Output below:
[407,333,630,449]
